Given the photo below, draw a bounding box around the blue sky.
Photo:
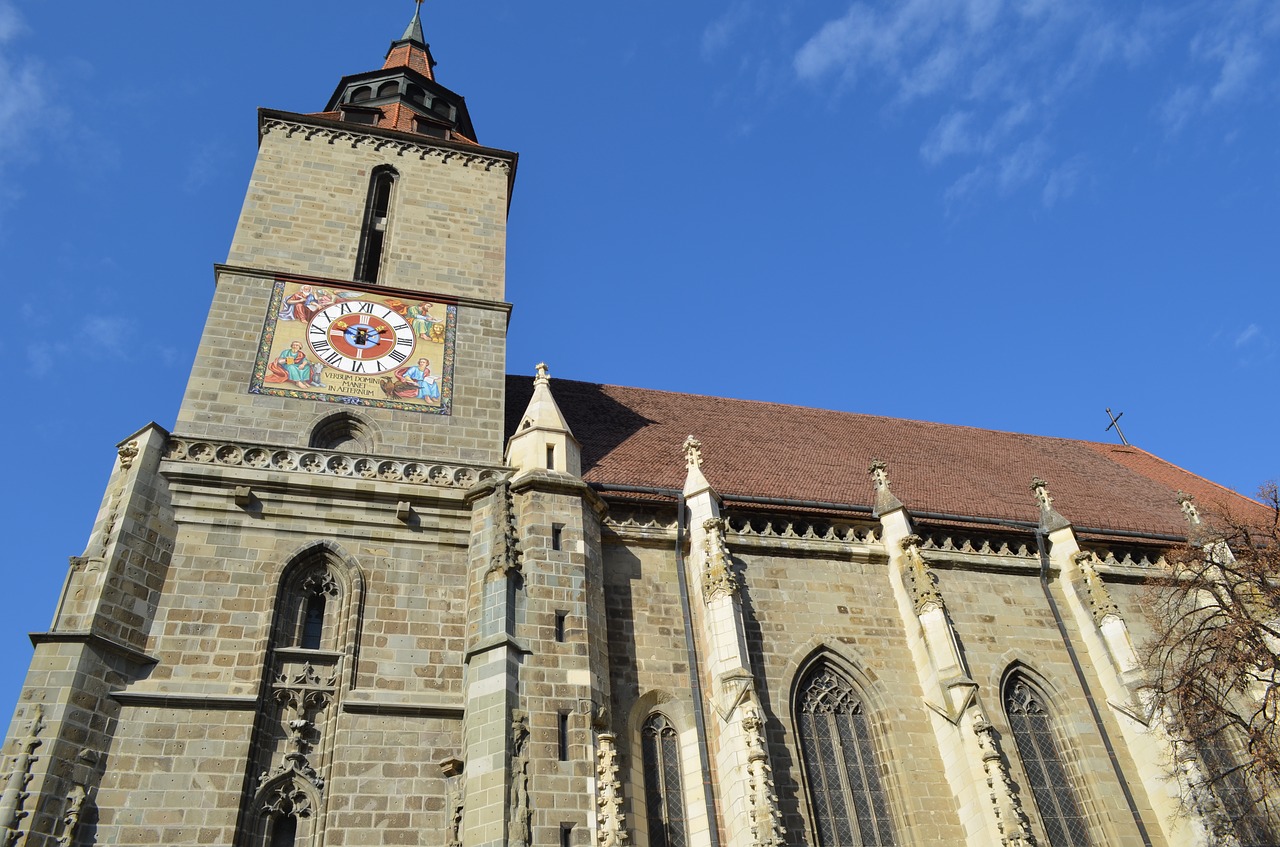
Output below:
[0,1,1276,715]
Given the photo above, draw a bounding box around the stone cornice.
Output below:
[212,264,514,315]
[111,690,258,710]
[509,470,607,516]
[161,436,506,493]
[258,109,517,176]
[30,631,158,667]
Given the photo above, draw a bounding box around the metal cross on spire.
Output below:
[1105,408,1129,446]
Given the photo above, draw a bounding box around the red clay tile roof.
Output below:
[504,376,1263,538]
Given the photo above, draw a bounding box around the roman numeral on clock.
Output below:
[388,349,407,364]
[324,351,344,366]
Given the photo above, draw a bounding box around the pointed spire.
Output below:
[1031,477,1072,533]
[384,0,437,80]
[869,459,904,517]
[683,436,715,498]
[403,0,426,43]
[505,364,581,477]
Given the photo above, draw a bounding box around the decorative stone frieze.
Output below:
[261,117,514,172]
[701,517,740,603]
[972,713,1035,847]
[1071,551,1121,626]
[508,712,532,847]
[901,535,946,615]
[742,703,786,847]
[162,436,500,489]
[595,732,628,847]
[917,532,1036,559]
[487,478,523,579]
[0,705,43,847]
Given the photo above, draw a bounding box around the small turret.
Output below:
[319,1,477,142]
[506,364,582,477]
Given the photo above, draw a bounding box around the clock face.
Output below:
[306,301,416,375]
[250,278,457,415]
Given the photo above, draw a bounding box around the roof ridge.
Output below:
[1097,442,1261,506]
[508,373,1146,451]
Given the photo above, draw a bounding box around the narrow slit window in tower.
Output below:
[546,444,555,470]
[555,611,568,642]
[558,711,570,761]
[551,524,564,551]
[355,167,397,284]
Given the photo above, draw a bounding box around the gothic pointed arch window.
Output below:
[641,712,687,847]
[1003,673,1091,846]
[796,665,896,846]
[291,567,341,652]
[354,165,398,284]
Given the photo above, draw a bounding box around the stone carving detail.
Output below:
[261,780,313,818]
[117,440,140,470]
[508,712,531,847]
[742,703,786,847]
[1176,490,1202,527]
[440,758,464,847]
[683,436,703,471]
[596,732,628,847]
[488,478,523,579]
[300,570,340,600]
[1071,551,1121,626]
[262,118,513,171]
[57,783,87,847]
[971,713,1036,847]
[260,718,325,792]
[0,705,43,847]
[163,436,498,490]
[901,535,945,615]
[701,518,739,603]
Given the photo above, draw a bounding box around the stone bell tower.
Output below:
[0,6,619,846]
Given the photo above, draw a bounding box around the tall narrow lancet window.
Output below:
[293,568,340,651]
[641,713,687,847]
[269,814,298,847]
[1004,674,1091,846]
[796,667,896,847]
[355,166,398,284]
[300,592,326,650]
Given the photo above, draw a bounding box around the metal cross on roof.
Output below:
[1105,407,1129,446]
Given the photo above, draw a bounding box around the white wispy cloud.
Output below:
[0,2,44,217]
[788,0,1280,205]
[703,1,759,61]
[1235,324,1262,348]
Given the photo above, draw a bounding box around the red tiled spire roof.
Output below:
[504,376,1264,538]
[384,1,436,80]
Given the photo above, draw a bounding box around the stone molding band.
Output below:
[162,437,503,490]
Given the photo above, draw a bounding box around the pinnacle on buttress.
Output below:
[869,459,904,517]
[1031,477,1072,533]
[682,436,715,499]
[505,364,581,477]
[1175,491,1210,544]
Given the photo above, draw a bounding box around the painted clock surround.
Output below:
[250,277,457,414]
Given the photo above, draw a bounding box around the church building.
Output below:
[1,7,1269,847]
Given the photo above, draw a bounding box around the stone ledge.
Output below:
[110,689,259,710]
[162,436,506,491]
[341,692,464,719]
[29,631,158,667]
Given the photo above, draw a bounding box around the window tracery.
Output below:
[641,713,687,847]
[796,667,895,847]
[1003,674,1091,847]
